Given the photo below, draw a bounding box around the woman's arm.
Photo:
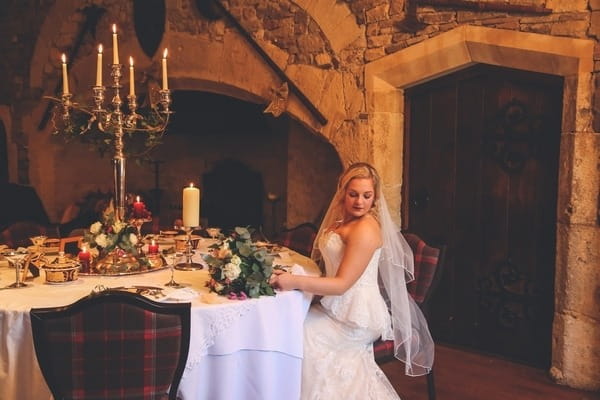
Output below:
[270,216,381,296]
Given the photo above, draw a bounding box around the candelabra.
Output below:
[50,65,171,222]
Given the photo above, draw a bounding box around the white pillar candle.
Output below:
[182,183,200,227]
[129,56,135,96]
[61,54,69,94]
[112,24,119,64]
[96,44,103,86]
[162,48,168,90]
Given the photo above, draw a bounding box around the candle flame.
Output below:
[112,24,117,34]
[189,183,194,188]
[82,245,87,252]
[129,56,134,66]
[61,53,66,63]
[163,48,168,58]
[151,239,156,246]
[136,195,140,202]
[98,44,103,53]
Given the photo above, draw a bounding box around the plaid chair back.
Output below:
[403,233,442,306]
[273,223,318,257]
[30,290,191,400]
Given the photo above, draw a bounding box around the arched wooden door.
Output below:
[403,64,563,367]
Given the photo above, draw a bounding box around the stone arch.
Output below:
[365,25,598,390]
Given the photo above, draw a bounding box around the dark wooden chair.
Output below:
[272,222,318,257]
[30,290,191,400]
[0,220,60,248]
[374,232,446,400]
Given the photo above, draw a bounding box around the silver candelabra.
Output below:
[50,55,172,222]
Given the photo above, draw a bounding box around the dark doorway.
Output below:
[403,64,563,367]
[202,159,264,231]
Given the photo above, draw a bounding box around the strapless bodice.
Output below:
[318,231,391,333]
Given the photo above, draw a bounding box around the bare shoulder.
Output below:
[345,214,382,248]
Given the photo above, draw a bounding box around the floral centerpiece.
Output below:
[83,200,152,273]
[204,227,275,299]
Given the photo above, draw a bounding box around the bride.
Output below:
[270,162,434,399]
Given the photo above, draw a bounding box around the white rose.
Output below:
[223,262,241,280]
[90,222,102,234]
[95,234,108,248]
[129,233,138,245]
[113,221,125,234]
[231,255,241,266]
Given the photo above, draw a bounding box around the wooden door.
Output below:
[403,64,562,367]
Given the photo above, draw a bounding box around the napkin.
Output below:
[161,287,199,302]
[291,263,308,276]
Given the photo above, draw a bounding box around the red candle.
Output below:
[78,246,91,273]
[148,239,159,255]
[133,196,145,218]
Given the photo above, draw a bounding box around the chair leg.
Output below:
[426,368,436,400]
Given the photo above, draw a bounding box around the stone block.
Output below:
[550,19,589,38]
[556,225,600,318]
[545,0,588,12]
[365,4,389,23]
[556,132,600,225]
[552,311,600,391]
[367,33,393,48]
[590,11,600,39]
[342,71,365,117]
[364,47,386,62]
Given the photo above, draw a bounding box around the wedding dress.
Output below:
[301,231,401,400]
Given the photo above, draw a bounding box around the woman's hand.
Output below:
[269,268,296,291]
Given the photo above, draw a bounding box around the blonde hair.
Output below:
[334,162,381,221]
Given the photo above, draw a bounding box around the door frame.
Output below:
[364,25,597,387]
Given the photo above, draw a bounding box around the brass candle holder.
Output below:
[175,227,204,270]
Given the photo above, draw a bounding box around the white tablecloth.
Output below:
[0,248,318,400]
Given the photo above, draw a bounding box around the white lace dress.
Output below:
[301,231,400,400]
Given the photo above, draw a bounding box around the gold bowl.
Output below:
[42,262,79,284]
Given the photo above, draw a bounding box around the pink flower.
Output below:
[228,292,238,300]
[238,291,248,300]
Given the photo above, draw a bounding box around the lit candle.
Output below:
[96,44,103,86]
[133,195,145,218]
[78,245,91,273]
[162,48,168,90]
[182,183,200,227]
[112,24,119,64]
[61,53,69,94]
[129,56,135,96]
[148,239,159,255]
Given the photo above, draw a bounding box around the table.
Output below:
[0,248,319,400]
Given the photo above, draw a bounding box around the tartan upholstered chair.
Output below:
[374,232,446,400]
[272,222,318,257]
[30,290,191,400]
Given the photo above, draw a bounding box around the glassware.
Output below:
[206,227,221,240]
[29,235,48,267]
[3,250,30,289]
[164,251,183,288]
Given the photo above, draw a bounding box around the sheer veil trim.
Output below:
[311,176,434,377]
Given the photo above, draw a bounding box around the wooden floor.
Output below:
[380,344,600,400]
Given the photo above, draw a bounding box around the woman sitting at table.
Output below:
[270,162,434,399]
